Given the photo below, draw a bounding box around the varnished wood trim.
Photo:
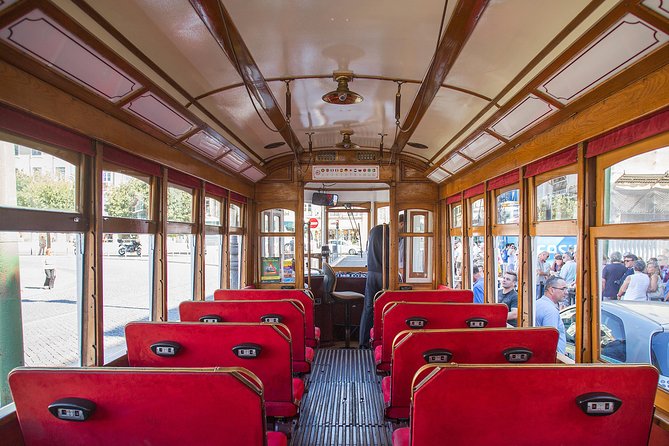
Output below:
[152,169,168,321]
[519,170,531,327]
[394,0,489,154]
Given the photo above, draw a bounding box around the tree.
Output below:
[104,178,150,219]
[15,170,75,211]
[167,186,193,222]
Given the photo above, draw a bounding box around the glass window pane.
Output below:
[1,231,82,407]
[470,235,485,301]
[471,199,484,227]
[536,174,577,221]
[205,235,222,300]
[407,236,432,282]
[451,236,463,288]
[327,211,367,262]
[229,203,242,228]
[496,189,519,224]
[229,234,243,289]
[604,147,669,224]
[103,233,152,362]
[495,235,519,297]
[167,234,194,320]
[304,204,323,257]
[1,141,77,212]
[167,184,194,223]
[595,239,669,391]
[261,209,295,233]
[377,206,390,225]
[452,204,462,228]
[102,171,150,219]
[260,236,295,283]
[205,197,222,226]
[532,236,577,302]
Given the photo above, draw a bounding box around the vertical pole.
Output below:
[484,183,494,303]
[519,168,532,327]
[152,168,168,321]
[0,142,23,405]
[193,181,205,301]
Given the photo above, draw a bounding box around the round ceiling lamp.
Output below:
[263,142,286,149]
[335,129,360,149]
[322,71,363,105]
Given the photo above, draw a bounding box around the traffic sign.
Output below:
[308,218,319,229]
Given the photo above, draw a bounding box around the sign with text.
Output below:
[312,165,379,180]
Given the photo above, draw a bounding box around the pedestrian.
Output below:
[535,276,567,354]
[38,235,46,256]
[43,248,56,289]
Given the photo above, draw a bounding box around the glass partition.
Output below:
[536,174,577,221]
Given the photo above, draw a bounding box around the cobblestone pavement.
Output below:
[15,254,195,366]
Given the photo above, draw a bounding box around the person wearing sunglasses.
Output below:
[535,276,567,354]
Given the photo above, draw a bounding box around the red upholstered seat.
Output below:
[292,378,305,405]
[374,345,383,364]
[180,299,312,373]
[215,289,320,347]
[377,302,508,372]
[371,290,473,348]
[126,322,301,418]
[385,327,558,419]
[382,375,391,405]
[267,431,289,446]
[9,367,278,446]
[391,427,410,446]
[404,364,659,446]
[305,346,315,363]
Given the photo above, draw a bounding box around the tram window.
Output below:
[229,203,242,228]
[451,236,463,289]
[470,235,485,298]
[261,209,295,233]
[229,234,243,289]
[167,184,194,223]
[496,189,519,224]
[205,197,222,226]
[532,236,577,302]
[0,231,82,408]
[204,235,222,300]
[1,141,78,213]
[377,205,390,225]
[471,199,484,227]
[103,233,152,362]
[536,174,577,221]
[102,170,150,220]
[304,204,323,256]
[603,147,669,224]
[167,234,195,320]
[452,204,462,228]
[260,236,295,284]
[495,236,519,297]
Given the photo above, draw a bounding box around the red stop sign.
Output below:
[308,218,319,229]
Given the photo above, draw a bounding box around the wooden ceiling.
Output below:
[0,0,667,184]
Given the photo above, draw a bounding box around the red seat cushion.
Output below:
[370,327,375,341]
[315,326,321,340]
[267,431,288,446]
[392,427,410,446]
[306,347,314,362]
[374,345,383,364]
[292,378,305,405]
[382,376,391,405]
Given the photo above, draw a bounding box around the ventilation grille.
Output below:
[316,151,337,162]
[356,151,378,161]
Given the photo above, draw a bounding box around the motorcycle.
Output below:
[118,240,142,257]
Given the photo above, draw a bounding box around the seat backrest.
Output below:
[126,322,293,406]
[372,290,473,348]
[379,302,508,366]
[9,367,268,446]
[322,262,337,303]
[214,289,318,345]
[179,299,307,363]
[408,363,658,446]
[387,328,558,419]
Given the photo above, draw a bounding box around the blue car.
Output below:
[561,301,669,391]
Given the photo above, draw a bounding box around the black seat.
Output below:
[322,263,364,348]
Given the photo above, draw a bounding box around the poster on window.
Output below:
[283,258,295,283]
[261,256,281,282]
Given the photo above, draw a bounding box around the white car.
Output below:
[328,239,360,255]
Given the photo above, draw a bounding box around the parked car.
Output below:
[560,301,669,391]
[327,239,360,255]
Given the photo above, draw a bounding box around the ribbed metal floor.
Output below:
[291,349,393,446]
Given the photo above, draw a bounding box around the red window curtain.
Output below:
[103,144,161,177]
[446,193,462,205]
[463,183,484,199]
[0,104,93,155]
[230,191,248,204]
[167,168,201,189]
[586,108,669,158]
[205,183,228,198]
[524,146,577,178]
[487,170,518,191]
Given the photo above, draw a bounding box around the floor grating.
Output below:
[290,349,393,446]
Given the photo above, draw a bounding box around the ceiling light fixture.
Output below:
[263,142,286,149]
[322,71,363,105]
[407,142,429,149]
[335,129,360,149]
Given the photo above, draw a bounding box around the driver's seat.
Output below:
[322,263,364,348]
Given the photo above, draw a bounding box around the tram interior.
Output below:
[1,0,669,444]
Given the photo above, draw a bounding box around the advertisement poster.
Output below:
[283,258,296,283]
[261,256,281,282]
